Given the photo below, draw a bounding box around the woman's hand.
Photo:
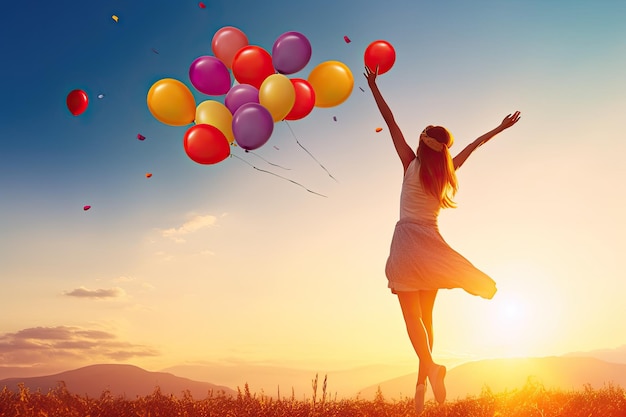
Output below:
[499,111,521,131]
[363,65,379,88]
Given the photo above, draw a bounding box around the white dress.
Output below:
[385,158,497,299]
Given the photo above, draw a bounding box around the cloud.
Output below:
[0,326,159,367]
[159,214,217,243]
[64,287,126,299]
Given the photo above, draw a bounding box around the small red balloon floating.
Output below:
[67,89,89,116]
[83,205,91,211]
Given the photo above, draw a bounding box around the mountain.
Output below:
[563,344,626,364]
[356,356,626,401]
[0,364,237,399]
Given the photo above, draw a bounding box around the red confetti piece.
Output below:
[83,205,91,211]
[199,2,206,8]
[343,35,351,43]
[137,134,146,141]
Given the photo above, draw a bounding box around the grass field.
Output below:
[1,375,625,417]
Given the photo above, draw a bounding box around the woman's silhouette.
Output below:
[364,65,521,413]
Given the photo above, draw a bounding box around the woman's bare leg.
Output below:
[397,291,435,374]
[417,290,437,385]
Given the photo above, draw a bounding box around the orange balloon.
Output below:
[307,61,353,108]
[231,46,275,89]
[147,78,196,126]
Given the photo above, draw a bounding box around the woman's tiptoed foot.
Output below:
[428,364,446,404]
[414,382,426,414]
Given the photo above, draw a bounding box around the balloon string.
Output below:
[230,154,327,198]
[283,121,338,182]
[245,150,291,170]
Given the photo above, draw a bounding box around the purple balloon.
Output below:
[271,31,312,75]
[225,84,259,114]
[189,56,231,95]
[232,103,274,150]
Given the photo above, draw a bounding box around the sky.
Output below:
[1,0,626,388]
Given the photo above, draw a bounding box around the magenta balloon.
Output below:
[189,56,232,95]
[271,31,312,75]
[232,103,274,150]
[225,84,259,114]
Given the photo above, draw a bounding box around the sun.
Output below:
[474,260,560,358]
[492,292,528,333]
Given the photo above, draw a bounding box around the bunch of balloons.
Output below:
[147,26,354,165]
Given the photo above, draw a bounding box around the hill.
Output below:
[563,344,626,364]
[0,364,236,399]
[357,356,626,400]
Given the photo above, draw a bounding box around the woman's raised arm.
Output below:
[453,111,521,171]
[364,66,415,173]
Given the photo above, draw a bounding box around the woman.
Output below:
[364,65,521,413]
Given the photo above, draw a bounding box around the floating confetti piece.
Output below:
[273,146,280,150]
[199,2,206,8]
[375,127,383,132]
[137,134,146,141]
[146,173,152,178]
[112,15,119,22]
[151,48,159,54]
[83,205,91,211]
[97,94,104,99]
[343,35,351,43]
[359,87,365,92]
[333,116,337,122]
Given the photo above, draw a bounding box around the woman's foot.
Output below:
[428,364,446,405]
[414,382,426,414]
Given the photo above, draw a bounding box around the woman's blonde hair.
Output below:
[417,126,458,208]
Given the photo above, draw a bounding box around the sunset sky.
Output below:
[1,0,625,389]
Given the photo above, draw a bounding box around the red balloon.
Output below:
[231,45,275,89]
[66,89,89,116]
[285,78,315,121]
[364,40,396,75]
[183,124,230,165]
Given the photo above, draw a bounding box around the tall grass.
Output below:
[1,376,625,417]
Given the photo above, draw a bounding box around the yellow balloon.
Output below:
[259,74,296,122]
[147,78,196,126]
[307,61,354,108]
[195,100,235,143]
